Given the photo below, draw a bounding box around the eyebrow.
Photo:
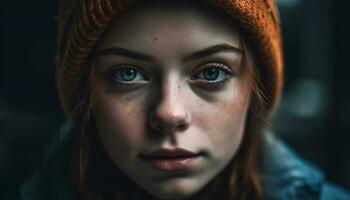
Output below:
[96,43,242,62]
[183,43,242,62]
[96,46,156,62]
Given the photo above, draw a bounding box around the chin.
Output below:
[143,180,203,200]
[149,191,196,200]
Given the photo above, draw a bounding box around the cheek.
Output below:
[91,84,147,156]
[195,80,250,157]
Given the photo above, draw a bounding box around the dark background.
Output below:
[1,0,349,199]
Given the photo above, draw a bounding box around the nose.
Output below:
[148,82,190,133]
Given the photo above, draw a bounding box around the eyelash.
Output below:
[108,65,148,86]
[109,63,233,87]
[191,63,233,83]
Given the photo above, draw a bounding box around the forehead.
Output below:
[97,1,242,54]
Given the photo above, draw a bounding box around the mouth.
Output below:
[139,148,203,171]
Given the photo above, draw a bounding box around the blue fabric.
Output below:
[18,121,79,200]
[18,122,350,200]
[261,134,350,200]
[320,183,350,200]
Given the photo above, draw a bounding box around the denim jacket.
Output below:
[18,122,350,200]
[261,134,350,199]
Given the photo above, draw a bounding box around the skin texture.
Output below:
[91,1,253,199]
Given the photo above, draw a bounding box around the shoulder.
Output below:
[17,121,79,200]
[262,133,350,200]
[320,183,350,200]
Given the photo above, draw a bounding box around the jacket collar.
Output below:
[261,133,325,200]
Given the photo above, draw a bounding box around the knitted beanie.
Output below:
[56,0,283,117]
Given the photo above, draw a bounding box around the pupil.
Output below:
[121,68,136,81]
[204,68,219,80]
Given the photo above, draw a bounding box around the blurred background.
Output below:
[1,0,349,199]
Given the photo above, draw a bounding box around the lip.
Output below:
[140,148,202,171]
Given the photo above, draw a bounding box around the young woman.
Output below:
[18,0,350,199]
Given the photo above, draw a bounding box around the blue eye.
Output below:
[194,63,231,82]
[112,66,146,83]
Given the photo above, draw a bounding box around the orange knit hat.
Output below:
[56,0,283,117]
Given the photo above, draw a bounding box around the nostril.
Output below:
[148,111,190,131]
[153,124,186,131]
[176,124,186,130]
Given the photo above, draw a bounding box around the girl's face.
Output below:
[91,2,252,199]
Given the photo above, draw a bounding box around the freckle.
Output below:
[153,37,157,41]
